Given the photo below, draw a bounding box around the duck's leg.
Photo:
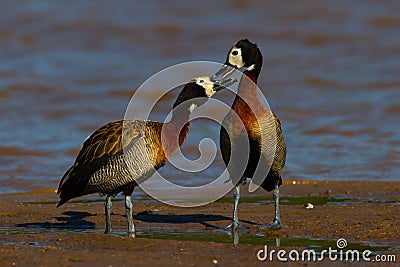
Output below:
[105,195,113,234]
[125,195,135,238]
[258,183,282,229]
[224,184,241,231]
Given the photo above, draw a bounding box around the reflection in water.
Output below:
[1,1,400,194]
[224,226,281,246]
[0,225,389,251]
[227,229,243,245]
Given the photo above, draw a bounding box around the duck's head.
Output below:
[173,76,235,112]
[212,39,262,82]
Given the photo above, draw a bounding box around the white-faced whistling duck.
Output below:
[211,39,287,230]
[57,76,235,237]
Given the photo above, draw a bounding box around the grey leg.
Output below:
[105,195,112,234]
[233,184,240,225]
[125,195,135,238]
[258,184,282,230]
[273,184,281,225]
[224,184,241,231]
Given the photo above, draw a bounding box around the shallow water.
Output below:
[0,225,390,252]
[1,1,400,194]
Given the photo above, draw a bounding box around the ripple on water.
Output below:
[1,1,400,195]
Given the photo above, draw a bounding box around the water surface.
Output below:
[1,1,399,194]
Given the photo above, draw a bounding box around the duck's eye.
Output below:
[199,79,204,83]
[231,50,239,56]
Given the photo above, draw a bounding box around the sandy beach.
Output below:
[1,180,398,266]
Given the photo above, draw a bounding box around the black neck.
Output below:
[170,104,191,125]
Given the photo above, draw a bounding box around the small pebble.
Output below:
[303,203,314,209]
[212,259,218,264]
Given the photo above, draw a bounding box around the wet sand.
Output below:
[1,180,399,266]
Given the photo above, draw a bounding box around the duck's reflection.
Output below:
[225,228,281,246]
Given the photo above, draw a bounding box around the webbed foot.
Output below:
[258,219,282,230]
[223,221,247,232]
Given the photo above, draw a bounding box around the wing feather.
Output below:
[57,119,143,199]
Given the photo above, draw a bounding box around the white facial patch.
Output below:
[188,103,198,112]
[228,47,244,68]
[195,76,216,98]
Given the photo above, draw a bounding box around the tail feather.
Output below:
[56,198,68,208]
[56,163,86,207]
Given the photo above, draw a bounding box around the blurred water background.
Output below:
[1,1,399,194]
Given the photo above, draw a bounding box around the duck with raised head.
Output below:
[57,76,235,237]
[212,39,286,230]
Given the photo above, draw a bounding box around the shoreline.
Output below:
[1,179,399,266]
